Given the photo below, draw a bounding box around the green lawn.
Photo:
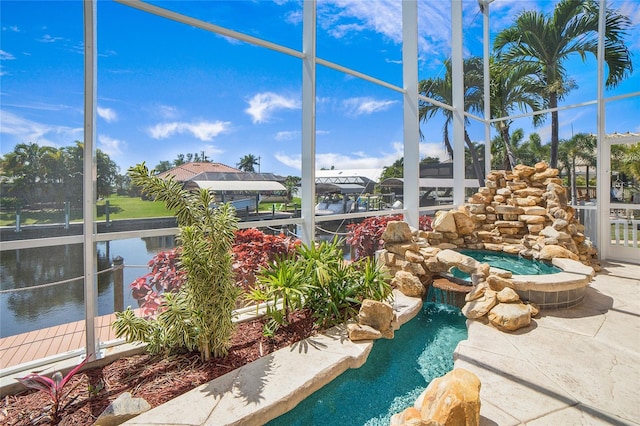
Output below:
[0,195,173,226]
[0,196,302,226]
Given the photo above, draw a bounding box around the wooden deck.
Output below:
[0,314,119,370]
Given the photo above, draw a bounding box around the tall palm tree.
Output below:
[490,59,547,170]
[419,57,485,187]
[494,0,633,169]
[558,133,596,204]
[238,154,259,173]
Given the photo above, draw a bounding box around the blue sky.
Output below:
[1,0,639,177]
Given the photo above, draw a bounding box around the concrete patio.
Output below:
[455,260,640,425]
[121,260,639,425]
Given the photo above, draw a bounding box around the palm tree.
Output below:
[494,0,633,169]
[419,57,485,187]
[1,142,58,205]
[490,59,547,170]
[558,133,596,204]
[238,154,259,173]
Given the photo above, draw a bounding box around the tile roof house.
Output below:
[156,162,242,181]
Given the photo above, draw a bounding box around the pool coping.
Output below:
[122,289,423,426]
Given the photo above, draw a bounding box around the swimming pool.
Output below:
[449,249,561,281]
[266,302,467,426]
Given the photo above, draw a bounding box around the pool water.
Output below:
[449,249,561,281]
[267,303,467,426]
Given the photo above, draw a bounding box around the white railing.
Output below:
[611,219,640,248]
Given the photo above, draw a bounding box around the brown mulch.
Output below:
[1,310,317,426]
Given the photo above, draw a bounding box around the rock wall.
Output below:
[422,162,598,269]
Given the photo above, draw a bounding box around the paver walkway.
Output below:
[455,261,640,425]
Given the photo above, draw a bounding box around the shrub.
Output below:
[113,163,239,360]
[253,238,392,330]
[346,214,432,261]
[232,228,300,292]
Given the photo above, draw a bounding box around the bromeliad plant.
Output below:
[16,356,89,423]
[113,163,239,360]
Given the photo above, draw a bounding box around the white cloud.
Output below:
[0,110,82,147]
[148,120,232,141]
[275,139,449,172]
[245,92,300,124]
[275,130,299,141]
[98,134,125,156]
[97,107,117,123]
[2,25,20,32]
[0,50,15,60]
[38,34,64,43]
[342,97,397,116]
[157,105,179,120]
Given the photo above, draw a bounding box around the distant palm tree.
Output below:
[419,57,485,187]
[238,154,259,172]
[490,59,547,170]
[494,0,633,169]
[558,133,596,204]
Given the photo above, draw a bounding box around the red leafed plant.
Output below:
[16,356,90,423]
[128,229,300,314]
[232,228,300,293]
[346,215,432,261]
[128,248,187,316]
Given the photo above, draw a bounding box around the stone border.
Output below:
[509,257,594,309]
[123,290,423,426]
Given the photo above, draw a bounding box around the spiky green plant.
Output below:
[113,163,239,360]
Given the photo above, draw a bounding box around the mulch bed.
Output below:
[1,310,317,426]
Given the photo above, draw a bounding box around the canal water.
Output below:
[0,236,176,339]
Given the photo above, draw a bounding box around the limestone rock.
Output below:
[386,242,420,256]
[453,211,476,235]
[496,287,520,303]
[390,407,422,426]
[486,275,514,291]
[461,290,497,319]
[526,302,540,317]
[465,282,488,302]
[416,368,481,426]
[539,244,579,261]
[347,323,382,341]
[382,221,414,243]
[358,299,396,339]
[392,271,426,298]
[488,302,532,331]
[94,392,151,426]
[433,210,457,233]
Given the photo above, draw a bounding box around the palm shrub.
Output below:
[113,163,239,360]
[300,238,392,328]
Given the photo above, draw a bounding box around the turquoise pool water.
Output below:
[267,303,467,426]
[449,249,562,281]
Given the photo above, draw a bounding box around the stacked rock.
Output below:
[419,162,598,269]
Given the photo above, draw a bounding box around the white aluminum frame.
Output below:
[5,0,638,373]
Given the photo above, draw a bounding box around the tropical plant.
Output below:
[113,163,239,360]
[494,0,633,168]
[16,356,90,423]
[419,57,485,186]
[299,238,393,328]
[490,58,547,170]
[238,154,259,172]
[558,133,597,203]
[282,175,301,207]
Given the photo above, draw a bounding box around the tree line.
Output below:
[418,0,633,187]
[0,141,121,209]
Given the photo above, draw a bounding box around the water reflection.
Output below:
[0,236,176,338]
